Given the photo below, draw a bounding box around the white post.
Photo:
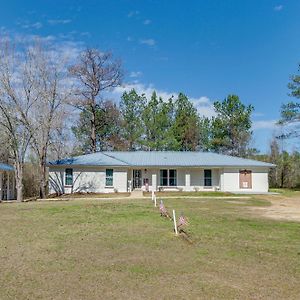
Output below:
[173,209,178,235]
[185,172,191,191]
[0,172,2,200]
[154,195,157,207]
[7,172,10,200]
[151,190,154,201]
[152,173,157,192]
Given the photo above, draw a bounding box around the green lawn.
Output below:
[269,187,300,197]
[0,197,299,299]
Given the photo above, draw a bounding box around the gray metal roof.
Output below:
[48,151,275,168]
[0,163,14,172]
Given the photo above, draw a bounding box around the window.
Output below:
[204,169,212,187]
[106,169,113,187]
[160,169,177,186]
[160,170,168,186]
[65,168,73,186]
[169,169,177,186]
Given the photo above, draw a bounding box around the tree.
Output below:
[142,92,178,150]
[279,63,300,138]
[0,41,72,199]
[0,42,32,201]
[211,95,254,157]
[268,138,281,187]
[72,100,125,152]
[198,117,212,151]
[119,89,146,150]
[156,98,179,150]
[69,48,123,153]
[172,93,200,151]
[22,44,69,198]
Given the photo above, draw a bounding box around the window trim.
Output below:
[160,169,177,187]
[105,169,114,187]
[65,168,73,187]
[204,169,212,187]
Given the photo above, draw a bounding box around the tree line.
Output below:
[72,90,254,156]
[0,40,299,201]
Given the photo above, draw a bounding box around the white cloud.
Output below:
[274,5,283,11]
[252,112,264,117]
[21,22,43,29]
[129,71,143,78]
[48,19,72,25]
[192,96,216,118]
[128,11,139,18]
[0,30,83,65]
[143,19,151,25]
[127,36,134,42]
[12,33,56,44]
[80,32,91,38]
[139,38,156,46]
[111,82,173,101]
[252,120,278,130]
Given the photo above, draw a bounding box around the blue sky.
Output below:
[0,0,299,152]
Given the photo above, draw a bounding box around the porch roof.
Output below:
[0,163,14,172]
[48,151,275,168]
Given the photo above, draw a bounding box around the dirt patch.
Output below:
[250,195,300,222]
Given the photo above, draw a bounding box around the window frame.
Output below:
[160,169,177,186]
[204,169,212,187]
[169,169,177,186]
[65,168,73,186]
[105,169,114,187]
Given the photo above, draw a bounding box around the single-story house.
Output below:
[0,163,15,200]
[48,151,275,194]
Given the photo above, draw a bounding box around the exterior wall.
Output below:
[49,166,270,194]
[220,167,269,193]
[130,168,221,192]
[49,167,128,194]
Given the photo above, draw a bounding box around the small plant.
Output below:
[114,188,118,193]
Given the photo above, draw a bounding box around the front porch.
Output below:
[127,168,221,192]
[0,163,15,200]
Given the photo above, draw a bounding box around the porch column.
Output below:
[185,172,191,191]
[152,173,157,192]
[7,172,10,200]
[0,172,2,200]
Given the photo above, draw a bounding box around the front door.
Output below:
[133,170,142,189]
[239,170,252,189]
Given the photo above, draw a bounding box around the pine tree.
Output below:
[119,89,146,150]
[211,95,253,157]
[142,92,178,150]
[172,93,200,151]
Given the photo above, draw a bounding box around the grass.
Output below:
[49,192,131,199]
[269,187,300,197]
[144,191,233,197]
[0,197,299,299]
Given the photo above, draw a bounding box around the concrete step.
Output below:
[130,190,144,198]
